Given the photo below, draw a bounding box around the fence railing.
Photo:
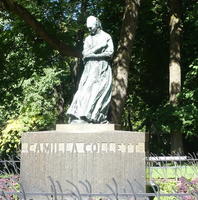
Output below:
[1,190,197,200]
[1,176,198,200]
[146,153,198,181]
[0,154,198,200]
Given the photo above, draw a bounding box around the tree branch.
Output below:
[0,0,81,58]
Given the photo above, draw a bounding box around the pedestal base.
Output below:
[20,124,145,199]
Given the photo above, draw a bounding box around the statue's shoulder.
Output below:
[84,35,91,41]
[100,30,112,40]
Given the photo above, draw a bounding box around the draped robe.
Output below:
[67,30,114,123]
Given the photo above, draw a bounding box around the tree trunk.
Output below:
[0,0,81,58]
[111,0,141,124]
[169,0,183,154]
[171,131,183,154]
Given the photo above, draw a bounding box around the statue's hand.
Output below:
[84,53,97,59]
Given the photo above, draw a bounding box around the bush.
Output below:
[0,174,19,200]
[177,177,198,200]
[0,67,64,159]
[153,179,177,200]
[152,176,198,200]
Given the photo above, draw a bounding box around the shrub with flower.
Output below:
[0,175,19,200]
[177,176,198,200]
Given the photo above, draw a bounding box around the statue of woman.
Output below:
[67,16,114,123]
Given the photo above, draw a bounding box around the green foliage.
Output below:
[154,180,177,200]
[0,0,197,156]
[120,0,198,154]
[19,68,62,129]
[122,94,148,131]
[148,58,198,137]
[152,177,198,200]
[0,67,64,158]
[0,2,76,158]
[0,118,26,157]
[178,59,198,136]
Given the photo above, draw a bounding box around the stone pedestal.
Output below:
[20,124,145,199]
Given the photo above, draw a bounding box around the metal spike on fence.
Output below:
[11,159,20,175]
[1,154,198,199]
[85,179,92,194]
[66,179,82,200]
[149,180,160,200]
[188,153,194,163]
[12,162,19,175]
[127,179,137,200]
[19,182,27,200]
[134,178,145,193]
[4,161,12,175]
[56,180,64,200]
[105,180,114,200]
[7,155,14,174]
[79,181,89,194]
[112,178,119,200]
[48,176,58,200]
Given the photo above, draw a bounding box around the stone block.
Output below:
[56,123,121,132]
[20,125,145,199]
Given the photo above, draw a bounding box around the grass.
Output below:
[147,164,198,180]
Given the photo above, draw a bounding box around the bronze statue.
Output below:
[67,16,114,123]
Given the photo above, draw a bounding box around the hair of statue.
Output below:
[87,16,102,29]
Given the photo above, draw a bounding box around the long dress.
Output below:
[67,30,114,123]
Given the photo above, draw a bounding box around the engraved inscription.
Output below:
[21,142,144,154]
